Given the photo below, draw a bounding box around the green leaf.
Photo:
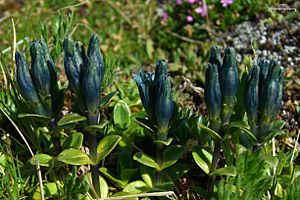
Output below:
[57,113,86,127]
[113,100,131,130]
[0,154,8,168]
[146,39,154,59]
[18,113,50,123]
[63,132,84,149]
[83,120,108,131]
[261,155,278,168]
[140,165,155,188]
[153,138,173,146]
[192,146,213,174]
[199,124,222,139]
[133,152,160,170]
[162,163,189,181]
[97,135,122,162]
[30,154,53,167]
[271,120,285,130]
[33,182,59,199]
[226,121,257,141]
[161,145,185,170]
[100,176,109,199]
[99,167,128,188]
[112,191,138,200]
[211,166,236,177]
[100,91,118,108]
[57,149,93,165]
[123,180,149,194]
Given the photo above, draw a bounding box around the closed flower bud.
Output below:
[133,70,154,120]
[274,67,284,115]
[245,64,260,136]
[209,46,222,71]
[15,51,46,115]
[82,56,101,124]
[219,47,239,124]
[30,41,51,99]
[87,34,105,84]
[63,38,84,92]
[204,63,222,130]
[259,61,281,125]
[154,60,174,139]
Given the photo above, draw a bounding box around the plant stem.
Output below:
[88,132,100,198]
[208,140,221,195]
[49,119,62,156]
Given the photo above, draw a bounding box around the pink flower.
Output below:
[162,11,168,21]
[176,0,183,5]
[220,0,234,7]
[187,0,197,4]
[186,15,193,22]
[195,4,207,17]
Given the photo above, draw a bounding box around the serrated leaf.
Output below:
[63,132,83,149]
[192,146,213,174]
[57,149,93,165]
[30,154,53,167]
[161,145,185,170]
[133,152,160,170]
[97,135,122,162]
[57,113,86,127]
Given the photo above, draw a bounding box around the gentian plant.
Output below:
[62,34,121,197]
[133,60,175,145]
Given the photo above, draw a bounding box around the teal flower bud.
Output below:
[259,61,281,124]
[87,34,105,84]
[245,64,260,136]
[63,38,84,92]
[204,63,222,130]
[30,41,51,99]
[209,46,222,71]
[82,58,101,124]
[274,66,284,115]
[153,60,174,139]
[133,70,154,120]
[15,51,46,115]
[219,47,239,124]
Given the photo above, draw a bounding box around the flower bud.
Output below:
[209,46,222,71]
[15,51,45,115]
[259,61,282,126]
[133,70,154,120]
[82,57,101,123]
[30,41,51,99]
[204,63,222,130]
[63,38,84,92]
[219,47,239,124]
[87,34,104,84]
[245,64,260,136]
[153,60,174,139]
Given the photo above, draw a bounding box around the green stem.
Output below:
[49,119,62,156]
[208,140,221,195]
[88,132,100,197]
